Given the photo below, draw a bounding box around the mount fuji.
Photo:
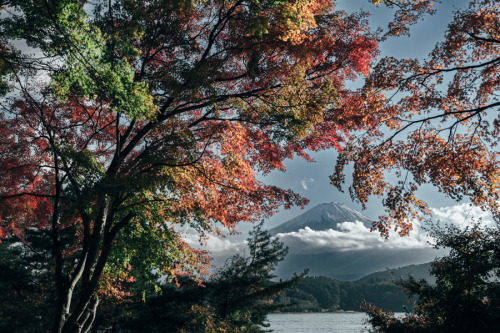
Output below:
[268,202,439,280]
[269,202,372,235]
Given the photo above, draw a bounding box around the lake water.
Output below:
[265,313,371,333]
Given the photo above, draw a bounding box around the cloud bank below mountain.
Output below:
[275,222,430,254]
[185,202,496,267]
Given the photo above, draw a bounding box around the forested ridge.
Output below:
[275,273,420,313]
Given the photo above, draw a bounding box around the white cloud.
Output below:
[183,232,248,258]
[183,220,431,260]
[430,203,495,228]
[275,223,431,254]
[300,177,315,190]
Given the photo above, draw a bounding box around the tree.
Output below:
[0,230,55,332]
[364,222,500,333]
[99,223,302,333]
[0,1,402,332]
[332,0,500,237]
[206,223,303,331]
[0,40,12,95]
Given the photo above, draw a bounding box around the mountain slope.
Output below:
[357,262,434,284]
[269,202,372,235]
[275,248,438,280]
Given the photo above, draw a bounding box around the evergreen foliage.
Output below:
[364,222,500,333]
[0,230,54,332]
[280,275,413,313]
[94,224,304,332]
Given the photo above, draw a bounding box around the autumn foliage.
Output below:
[332,0,500,236]
[0,0,384,332]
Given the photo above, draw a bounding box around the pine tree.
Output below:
[107,223,304,332]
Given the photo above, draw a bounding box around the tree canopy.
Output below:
[0,0,388,332]
[0,0,497,332]
[332,0,500,236]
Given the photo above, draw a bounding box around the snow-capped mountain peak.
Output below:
[269,202,372,235]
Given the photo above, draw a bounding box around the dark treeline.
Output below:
[276,275,413,313]
[0,224,303,333]
[364,222,500,333]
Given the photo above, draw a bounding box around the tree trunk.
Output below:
[52,199,111,333]
[51,196,133,333]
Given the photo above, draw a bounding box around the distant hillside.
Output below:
[277,275,414,313]
[269,202,372,235]
[275,262,437,313]
[274,248,438,281]
[358,262,435,284]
